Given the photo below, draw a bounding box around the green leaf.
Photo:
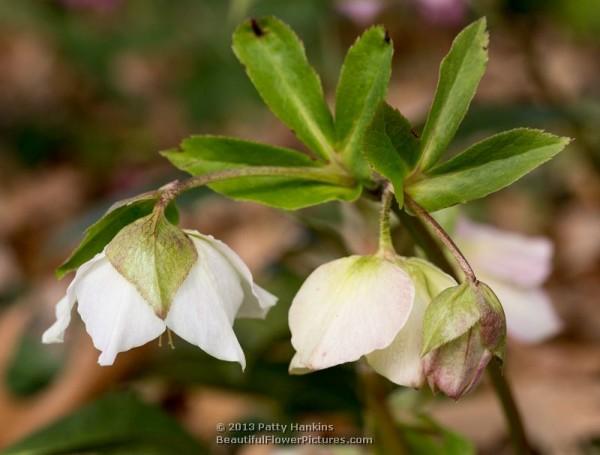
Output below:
[6,334,62,397]
[232,16,335,161]
[335,26,394,178]
[421,283,481,356]
[162,136,361,210]
[402,417,476,455]
[106,211,197,315]
[418,18,489,171]
[407,129,570,211]
[56,194,159,278]
[363,103,419,205]
[2,392,205,455]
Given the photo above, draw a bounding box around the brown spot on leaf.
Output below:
[250,19,264,37]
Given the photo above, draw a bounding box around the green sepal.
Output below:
[105,210,197,316]
[56,193,159,278]
[476,282,507,360]
[421,283,481,356]
[363,103,419,206]
[335,25,394,178]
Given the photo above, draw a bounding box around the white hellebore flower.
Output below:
[454,217,561,343]
[43,211,276,367]
[289,253,456,387]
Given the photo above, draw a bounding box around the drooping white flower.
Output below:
[43,229,276,367]
[366,258,456,387]
[289,253,456,388]
[454,217,561,343]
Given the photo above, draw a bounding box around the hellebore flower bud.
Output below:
[422,281,506,399]
[43,210,276,367]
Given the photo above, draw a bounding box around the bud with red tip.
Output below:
[421,281,506,399]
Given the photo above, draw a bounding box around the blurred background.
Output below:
[0,0,599,453]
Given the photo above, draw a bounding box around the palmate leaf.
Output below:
[232,16,336,161]
[407,128,571,211]
[335,25,394,178]
[418,18,489,171]
[162,136,361,210]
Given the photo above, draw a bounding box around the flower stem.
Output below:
[488,358,531,454]
[393,199,531,454]
[358,364,407,454]
[404,196,477,283]
[157,165,356,206]
[377,184,395,255]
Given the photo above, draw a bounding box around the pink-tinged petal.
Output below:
[415,0,467,26]
[486,278,562,343]
[366,291,428,387]
[424,327,492,399]
[367,258,456,387]
[456,217,553,288]
[335,0,384,26]
[289,255,415,371]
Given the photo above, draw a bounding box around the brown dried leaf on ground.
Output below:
[0,167,86,240]
[430,341,600,454]
[181,198,302,272]
[0,279,155,448]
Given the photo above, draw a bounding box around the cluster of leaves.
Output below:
[55,16,569,279]
[164,16,568,213]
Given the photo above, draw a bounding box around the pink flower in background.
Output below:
[455,218,562,343]
[335,0,385,26]
[414,0,467,26]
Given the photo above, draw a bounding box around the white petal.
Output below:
[42,295,75,344]
[485,277,562,343]
[185,230,277,319]
[75,256,166,366]
[367,258,456,387]
[165,251,246,369]
[367,293,428,387]
[289,255,415,371]
[42,252,106,344]
[456,217,553,287]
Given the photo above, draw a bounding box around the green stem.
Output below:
[377,184,395,255]
[404,195,476,283]
[359,365,407,454]
[488,358,531,454]
[157,165,356,205]
[393,198,531,454]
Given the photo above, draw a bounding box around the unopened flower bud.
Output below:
[422,282,506,399]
